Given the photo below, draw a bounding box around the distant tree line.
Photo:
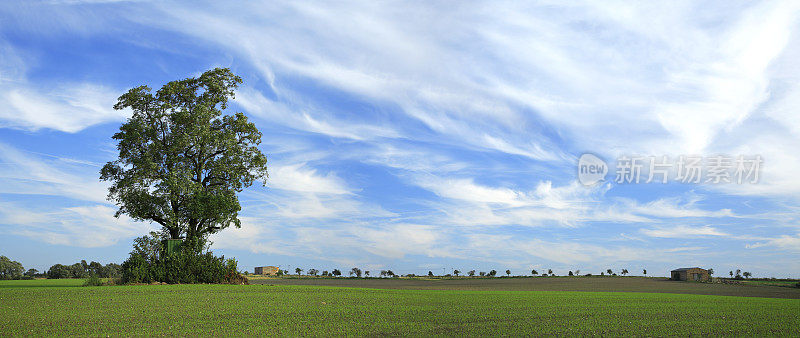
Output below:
[274,267,661,278]
[340,267,684,278]
[1,255,122,280]
[46,260,122,279]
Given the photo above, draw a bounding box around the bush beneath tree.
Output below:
[121,233,247,285]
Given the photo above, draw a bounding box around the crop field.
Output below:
[2,279,799,336]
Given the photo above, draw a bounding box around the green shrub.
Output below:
[120,239,247,285]
[121,254,152,284]
[83,274,103,287]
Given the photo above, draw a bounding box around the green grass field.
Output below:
[2,279,799,336]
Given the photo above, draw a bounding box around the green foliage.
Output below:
[131,231,165,261]
[46,261,122,279]
[349,267,362,277]
[121,254,152,284]
[120,235,246,285]
[100,68,268,241]
[46,264,71,279]
[0,256,24,280]
[83,274,103,287]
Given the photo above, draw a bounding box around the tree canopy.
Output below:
[101,68,268,241]
[0,256,24,280]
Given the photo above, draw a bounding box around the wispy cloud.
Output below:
[0,40,126,133]
[2,1,800,276]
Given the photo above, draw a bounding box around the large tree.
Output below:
[0,256,24,280]
[101,68,268,241]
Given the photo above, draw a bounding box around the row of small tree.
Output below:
[276,267,658,278]
[281,267,396,278]
[45,260,122,279]
[728,269,753,279]
[0,256,122,280]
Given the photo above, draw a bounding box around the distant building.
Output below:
[254,266,279,275]
[670,267,710,281]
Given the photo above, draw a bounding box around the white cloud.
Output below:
[0,40,126,133]
[1,84,125,133]
[267,163,351,195]
[641,225,728,239]
[746,233,800,252]
[0,143,109,203]
[623,196,734,219]
[234,87,399,141]
[0,203,153,247]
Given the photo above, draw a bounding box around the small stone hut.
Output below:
[254,266,279,276]
[670,267,710,281]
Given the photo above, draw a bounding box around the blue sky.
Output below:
[1,1,799,277]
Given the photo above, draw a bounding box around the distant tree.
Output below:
[643,269,647,276]
[600,272,604,276]
[735,269,742,278]
[468,270,476,277]
[548,269,553,276]
[24,269,38,278]
[575,269,580,276]
[350,267,362,278]
[69,263,87,278]
[743,271,752,279]
[453,270,460,276]
[707,268,714,276]
[88,261,103,276]
[379,270,388,277]
[295,267,302,276]
[480,271,486,277]
[0,256,24,280]
[729,270,734,278]
[100,68,268,242]
[364,271,370,277]
[506,270,511,277]
[428,271,434,277]
[47,264,71,279]
[531,269,538,276]
[104,263,122,278]
[332,269,342,277]
[307,269,318,276]
[621,269,629,276]
[322,270,329,276]
[488,270,497,277]
[606,269,613,275]
[568,271,574,276]
[386,270,395,277]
